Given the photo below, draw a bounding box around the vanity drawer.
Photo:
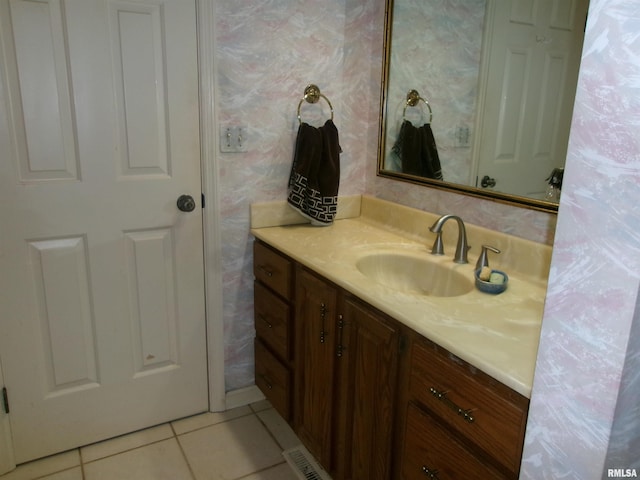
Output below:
[408,340,528,475]
[401,403,507,480]
[254,281,291,360]
[255,339,291,421]
[253,241,292,300]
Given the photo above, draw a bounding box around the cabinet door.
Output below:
[335,296,399,480]
[294,267,338,468]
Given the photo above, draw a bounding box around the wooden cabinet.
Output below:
[401,403,507,479]
[333,295,399,480]
[397,335,529,479]
[294,266,400,480]
[253,239,529,480]
[253,241,294,421]
[294,266,339,468]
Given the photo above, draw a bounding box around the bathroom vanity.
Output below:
[251,196,550,480]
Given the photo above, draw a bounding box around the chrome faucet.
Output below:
[429,215,470,264]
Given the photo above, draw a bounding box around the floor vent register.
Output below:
[282,446,332,480]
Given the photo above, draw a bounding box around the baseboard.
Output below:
[222,385,265,411]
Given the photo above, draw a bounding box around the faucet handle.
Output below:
[476,245,501,270]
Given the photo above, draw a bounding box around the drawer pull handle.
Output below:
[336,315,345,357]
[260,374,273,390]
[422,465,440,479]
[429,387,475,423]
[259,315,273,328]
[258,265,274,277]
[320,302,327,344]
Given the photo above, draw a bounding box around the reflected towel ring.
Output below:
[402,89,433,123]
[297,84,334,124]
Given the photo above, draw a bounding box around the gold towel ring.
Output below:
[402,89,433,123]
[297,84,334,124]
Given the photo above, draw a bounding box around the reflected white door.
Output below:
[475,0,588,198]
[0,0,207,463]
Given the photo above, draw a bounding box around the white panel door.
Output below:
[0,0,207,463]
[475,0,588,198]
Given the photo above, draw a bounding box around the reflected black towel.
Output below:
[419,123,443,180]
[288,120,341,226]
[391,120,443,180]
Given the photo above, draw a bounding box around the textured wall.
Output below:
[213,0,558,392]
[213,0,384,390]
[520,0,640,478]
[604,291,640,472]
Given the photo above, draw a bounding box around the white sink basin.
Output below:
[356,252,474,297]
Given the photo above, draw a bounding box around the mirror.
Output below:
[378,0,589,212]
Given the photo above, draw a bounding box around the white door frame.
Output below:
[0,357,16,475]
[197,0,226,413]
[197,0,263,411]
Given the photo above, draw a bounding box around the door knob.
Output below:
[480,175,496,188]
[176,194,196,212]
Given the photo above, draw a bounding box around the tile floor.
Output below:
[0,401,303,480]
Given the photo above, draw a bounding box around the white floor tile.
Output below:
[83,438,192,480]
[256,409,301,451]
[241,462,300,480]
[81,424,174,463]
[171,406,252,436]
[39,467,83,480]
[178,414,282,480]
[2,407,301,480]
[0,450,80,480]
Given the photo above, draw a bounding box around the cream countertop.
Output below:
[250,196,552,398]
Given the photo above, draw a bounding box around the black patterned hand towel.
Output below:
[288,120,341,226]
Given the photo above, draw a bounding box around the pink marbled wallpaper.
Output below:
[520,0,640,478]
[213,0,384,390]
[213,0,556,394]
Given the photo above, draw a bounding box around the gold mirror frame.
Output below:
[376,0,559,214]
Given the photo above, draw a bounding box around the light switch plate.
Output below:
[220,125,248,152]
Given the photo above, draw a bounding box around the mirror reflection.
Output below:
[379,0,589,210]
